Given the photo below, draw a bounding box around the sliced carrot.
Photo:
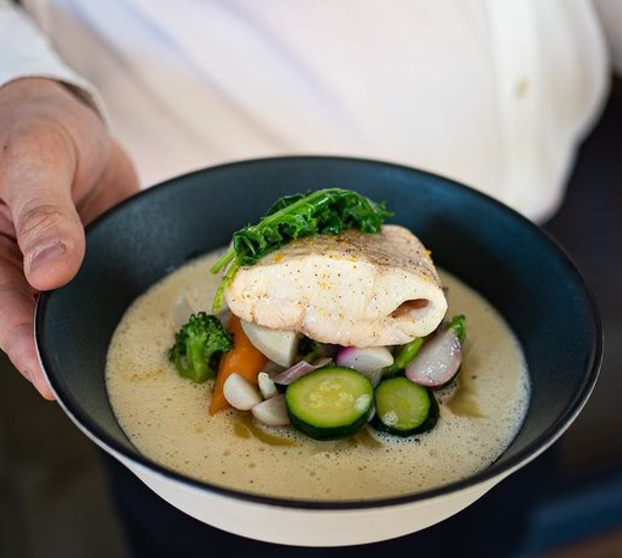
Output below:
[209,315,268,415]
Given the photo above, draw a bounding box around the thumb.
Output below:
[5,140,85,291]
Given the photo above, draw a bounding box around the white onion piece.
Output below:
[273,361,318,385]
[252,395,290,426]
[172,294,194,327]
[257,372,279,399]
[240,321,299,367]
[336,346,394,386]
[223,373,262,410]
[405,329,462,387]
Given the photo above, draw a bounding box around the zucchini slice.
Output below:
[285,367,374,440]
[372,377,438,437]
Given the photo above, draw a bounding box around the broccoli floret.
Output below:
[168,312,233,383]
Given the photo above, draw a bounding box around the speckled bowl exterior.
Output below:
[35,157,602,546]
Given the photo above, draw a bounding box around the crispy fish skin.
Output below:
[225,225,447,347]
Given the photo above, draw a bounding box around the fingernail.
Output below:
[29,242,67,274]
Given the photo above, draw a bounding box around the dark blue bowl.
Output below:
[35,156,602,512]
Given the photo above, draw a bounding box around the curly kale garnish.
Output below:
[210,188,392,311]
[168,312,233,383]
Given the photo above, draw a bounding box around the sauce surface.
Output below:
[106,251,529,501]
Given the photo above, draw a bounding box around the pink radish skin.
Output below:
[272,358,333,386]
[405,329,462,387]
[273,361,316,385]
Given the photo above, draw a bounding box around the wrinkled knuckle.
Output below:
[1,120,72,174]
[1,124,34,171]
[16,121,69,157]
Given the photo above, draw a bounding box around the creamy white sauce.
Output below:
[106,252,529,501]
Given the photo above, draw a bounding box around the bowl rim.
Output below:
[35,155,603,511]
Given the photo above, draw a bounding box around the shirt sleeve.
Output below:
[0,0,106,119]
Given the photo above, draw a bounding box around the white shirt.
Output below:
[0,0,616,222]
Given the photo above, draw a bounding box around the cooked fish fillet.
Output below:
[225,225,447,347]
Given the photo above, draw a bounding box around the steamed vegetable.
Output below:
[336,346,393,386]
[209,315,268,415]
[406,315,466,388]
[257,372,279,399]
[223,373,263,410]
[210,188,391,311]
[273,360,319,386]
[382,337,424,377]
[252,395,290,427]
[447,314,466,343]
[168,312,233,383]
[296,336,336,363]
[372,377,438,437]
[240,321,299,367]
[285,367,374,440]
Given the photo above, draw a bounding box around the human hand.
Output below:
[0,78,139,399]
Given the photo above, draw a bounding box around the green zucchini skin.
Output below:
[371,377,439,437]
[285,367,374,441]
